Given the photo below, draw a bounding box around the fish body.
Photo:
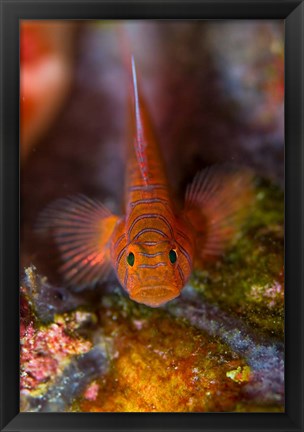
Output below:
[110,57,195,306]
[38,57,253,307]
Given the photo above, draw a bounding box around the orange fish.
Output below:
[38,57,253,307]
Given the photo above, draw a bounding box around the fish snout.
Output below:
[130,285,180,307]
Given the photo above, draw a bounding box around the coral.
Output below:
[20,282,109,411]
[191,178,284,338]
[20,175,284,413]
[84,381,100,401]
[20,317,92,393]
[226,366,251,383]
[77,294,249,412]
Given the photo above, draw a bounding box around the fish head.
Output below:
[111,218,194,307]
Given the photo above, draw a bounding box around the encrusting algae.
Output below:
[77,298,250,412]
[20,176,284,411]
[191,178,284,338]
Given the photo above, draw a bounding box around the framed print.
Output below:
[0,1,303,431]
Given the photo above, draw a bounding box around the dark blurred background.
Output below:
[20,20,284,273]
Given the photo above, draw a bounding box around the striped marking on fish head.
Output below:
[111,213,194,307]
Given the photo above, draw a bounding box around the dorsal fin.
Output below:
[118,25,169,192]
[130,56,149,185]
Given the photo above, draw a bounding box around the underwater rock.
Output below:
[22,266,86,323]
[20,280,110,412]
[76,293,249,412]
[20,177,284,412]
[20,316,91,393]
[21,345,109,412]
[20,173,284,412]
[168,287,284,405]
[190,178,284,338]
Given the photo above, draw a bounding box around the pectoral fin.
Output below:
[184,165,254,264]
[37,195,120,288]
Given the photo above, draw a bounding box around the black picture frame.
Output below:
[0,1,303,431]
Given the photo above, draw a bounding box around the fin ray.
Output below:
[131,56,149,185]
[37,195,119,288]
[184,165,254,261]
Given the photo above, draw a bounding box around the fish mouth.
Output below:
[130,286,180,308]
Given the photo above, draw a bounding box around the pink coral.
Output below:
[84,382,100,401]
[248,280,284,308]
[20,319,91,392]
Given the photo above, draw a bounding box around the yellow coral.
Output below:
[226,366,251,383]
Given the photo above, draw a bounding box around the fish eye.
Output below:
[127,252,135,266]
[169,249,177,264]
